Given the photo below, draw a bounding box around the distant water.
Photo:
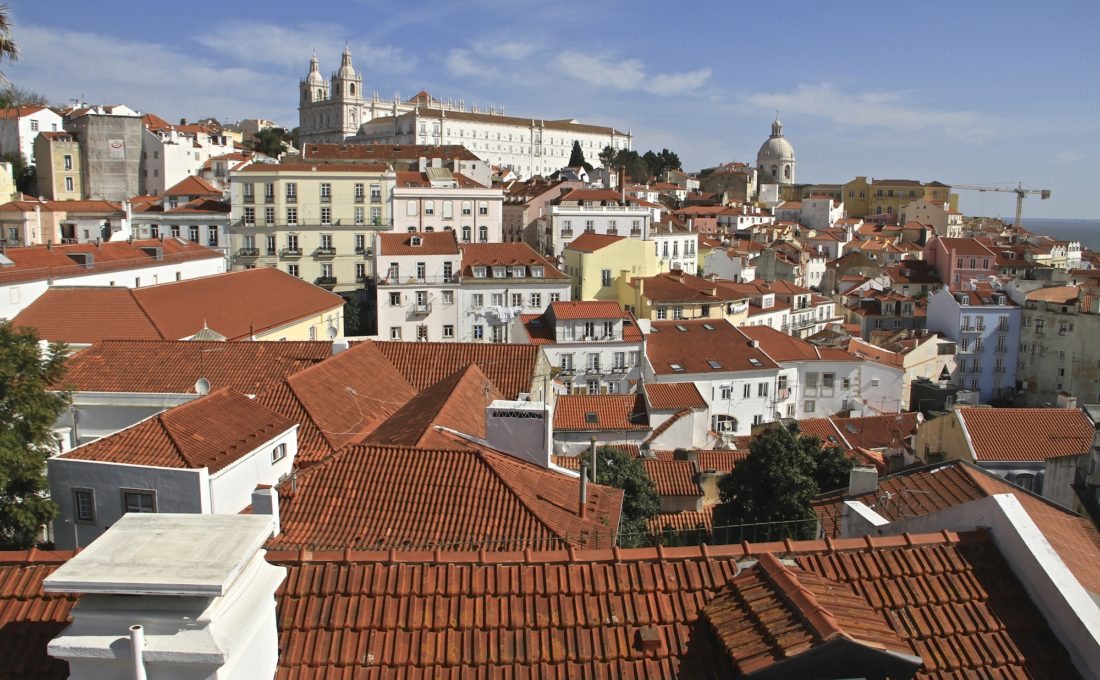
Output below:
[1004,218,1100,250]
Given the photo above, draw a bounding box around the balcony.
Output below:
[314,276,337,288]
[314,247,337,258]
[356,274,368,284]
[630,229,642,236]
[411,302,432,315]
[237,247,260,257]
[378,275,457,286]
[321,195,331,203]
[560,229,574,239]
[355,195,365,203]
[280,248,302,258]
[264,195,274,204]
[355,246,373,256]
[242,195,254,204]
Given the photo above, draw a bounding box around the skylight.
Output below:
[707,359,722,369]
[702,323,715,330]
[585,412,598,424]
[675,325,688,332]
[670,363,685,373]
[748,358,762,367]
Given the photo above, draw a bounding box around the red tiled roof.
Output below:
[956,407,1094,462]
[1026,286,1079,304]
[365,364,502,448]
[564,231,625,253]
[266,530,1079,677]
[812,460,1100,598]
[647,319,778,375]
[59,388,294,472]
[549,300,623,320]
[459,242,566,278]
[644,383,706,410]
[797,417,850,449]
[0,549,76,679]
[255,341,417,466]
[696,449,749,472]
[0,104,50,118]
[647,505,714,534]
[394,170,485,188]
[375,230,459,256]
[373,341,539,400]
[56,340,331,394]
[553,394,648,431]
[934,237,997,258]
[163,175,221,196]
[832,412,919,450]
[269,443,622,551]
[641,459,699,497]
[13,268,344,344]
[238,162,391,173]
[302,143,480,162]
[0,238,222,286]
[741,325,856,362]
[703,552,916,676]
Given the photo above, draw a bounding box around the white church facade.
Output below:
[298,48,632,179]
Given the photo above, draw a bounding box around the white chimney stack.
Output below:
[484,399,552,467]
[848,466,879,497]
[44,514,285,680]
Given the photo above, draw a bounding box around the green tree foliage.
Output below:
[0,86,47,108]
[712,424,850,543]
[0,4,17,84]
[567,140,593,172]
[581,446,660,547]
[0,322,69,549]
[602,147,683,184]
[2,151,34,194]
[250,127,288,157]
[598,145,617,169]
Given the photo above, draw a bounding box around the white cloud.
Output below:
[554,52,711,96]
[445,49,501,79]
[746,83,993,140]
[1055,150,1084,164]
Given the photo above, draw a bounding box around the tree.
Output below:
[581,446,660,548]
[250,127,288,157]
[567,140,592,172]
[712,424,844,543]
[2,151,34,194]
[598,145,617,170]
[0,321,68,549]
[613,149,649,184]
[0,4,17,85]
[0,85,46,108]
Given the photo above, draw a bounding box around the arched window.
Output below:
[770,165,777,178]
[316,88,322,100]
[784,165,791,179]
[349,84,355,96]
[1013,473,1036,491]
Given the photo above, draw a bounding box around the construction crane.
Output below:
[952,181,1051,228]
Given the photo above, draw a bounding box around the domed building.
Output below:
[756,115,796,185]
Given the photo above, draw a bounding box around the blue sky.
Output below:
[7,1,1098,218]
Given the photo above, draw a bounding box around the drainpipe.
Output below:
[579,461,588,518]
[129,625,147,680]
[589,436,597,482]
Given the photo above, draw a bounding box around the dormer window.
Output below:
[473,266,487,278]
[510,266,526,277]
[493,266,507,278]
[410,236,422,246]
[531,266,545,278]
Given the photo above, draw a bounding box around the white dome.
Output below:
[337,46,356,79]
[306,53,323,85]
[757,135,795,162]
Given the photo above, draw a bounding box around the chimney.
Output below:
[44,514,285,680]
[484,399,552,467]
[1056,392,1078,410]
[251,485,280,536]
[749,339,760,348]
[848,466,878,496]
[418,156,427,172]
[331,339,350,355]
[579,460,588,519]
[673,448,698,463]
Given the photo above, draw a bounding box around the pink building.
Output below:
[923,236,996,287]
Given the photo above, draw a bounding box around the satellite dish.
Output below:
[326,325,338,340]
[194,377,211,395]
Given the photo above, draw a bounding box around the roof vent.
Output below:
[749,339,760,348]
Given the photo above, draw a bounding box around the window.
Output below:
[492,293,504,307]
[30,119,38,131]
[122,490,156,514]
[417,325,429,341]
[511,293,523,307]
[530,293,541,308]
[207,227,218,247]
[805,372,819,396]
[424,201,435,215]
[355,183,365,200]
[265,207,275,225]
[461,226,472,242]
[804,400,816,413]
[266,235,276,255]
[272,443,287,463]
[743,383,751,399]
[720,385,733,399]
[491,325,504,343]
[73,489,95,523]
[320,234,333,250]
[550,293,561,303]
[561,353,574,371]
[65,176,74,192]
[712,415,737,433]
[390,327,402,340]
[407,200,418,216]
[286,207,298,225]
[758,382,769,397]
[243,207,256,226]
[356,263,366,279]
[355,207,365,225]
[321,207,332,225]
[473,325,484,339]
[472,293,484,307]
[443,325,454,339]
[442,290,454,305]
[822,373,835,396]
[288,264,299,277]
[63,154,73,170]
[586,353,601,371]
[462,201,472,216]
[188,226,199,243]
[479,201,489,215]
[479,226,488,242]
[1014,473,1036,491]
[320,183,332,201]
[370,184,381,201]
[286,182,297,201]
[601,268,612,287]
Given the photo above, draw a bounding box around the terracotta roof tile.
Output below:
[163,175,221,197]
[269,443,622,552]
[741,325,856,362]
[641,459,699,497]
[57,340,330,394]
[59,388,294,472]
[373,340,539,399]
[237,162,391,173]
[553,394,648,431]
[563,231,626,252]
[365,364,502,448]
[832,412,920,450]
[13,268,344,344]
[643,383,706,410]
[0,239,222,286]
[813,460,1100,599]
[302,142,480,162]
[266,530,1078,677]
[459,242,565,278]
[956,407,1094,462]
[647,319,779,375]
[548,300,623,320]
[646,505,714,534]
[0,550,77,680]
[374,230,459,257]
[696,449,749,472]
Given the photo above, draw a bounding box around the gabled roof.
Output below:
[703,552,918,677]
[13,268,344,343]
[373,340,539,400]
[548,299,623,320]
[163,175,221,197]
[644,382,707,410]
[812,460,1100,598]
[563,231,625,253]
[0,549,75,679]
[268,443,622,551]
[740,325,856,362]
[647,319,779,375]
[641,459,699,497]
[255,341,417,466]
[0,238,222,286]
[956,407,1094,462]
[58,388,294,472]
[301,142,480,162]
[375,230,459,256]
[647,505,714,534]
[832,412,920,450]
[934,237,997,258]
[57,340,331,395]
[365,364,502,448]
[553,394,648,431]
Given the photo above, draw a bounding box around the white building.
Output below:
[649,223,699,275]
[391,169,503,243]
[514,300,645,395]
[140,115,234,196]
[130,175,231,260]
[47,388,297,550]
[800,195,844,229]
[0,105,63,164]
[538,189,657,258]
[298,48,631,178]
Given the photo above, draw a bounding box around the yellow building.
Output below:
[562,232,663,301]
[841,177,954,218]
[616,270,750,325]
[32,131,83,201]
[228,163,396,297]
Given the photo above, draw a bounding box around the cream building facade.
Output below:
[33,132,83,200]
[390,170,503,243]
[228,163,396,297]
[298,48,631,178]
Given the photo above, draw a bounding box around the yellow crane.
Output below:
[952,181,1051,227]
